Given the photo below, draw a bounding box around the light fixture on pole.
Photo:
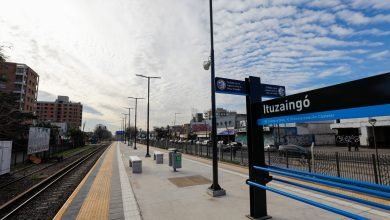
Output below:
[128,97,144,150]
[120,117,123,142]
[136,74,161,157]
[204,0,225,197]
[121,117,125,142]
[368,118,379,160]
[122,113,128,144]
[174,112,181,139]
[124,107,134,146]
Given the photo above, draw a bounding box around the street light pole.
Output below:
[368,118,379,160]
[124,107,134,146]
[174,112,181,139]
[122,113,128,144]
[122,117,125,142]
[136,74,161,157]
[128,97,144,150]
[205,0,225,197]
[369,118,381,183]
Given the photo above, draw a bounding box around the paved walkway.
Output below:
[55,142,390,219]
[119,142,389,220]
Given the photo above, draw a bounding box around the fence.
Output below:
[10,142,83,166]
[141,140,390,186]
[248,165,390,219]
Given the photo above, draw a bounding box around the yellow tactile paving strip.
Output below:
[54,144,108,220]
[76,144,114,220]
[150,146,389,206]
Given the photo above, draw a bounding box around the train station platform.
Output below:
[55,142,390,220]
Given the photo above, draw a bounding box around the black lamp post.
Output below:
[174,112,181,139]
[136,74,161,157]
[368,118,379,159]
[128,97,144,150]
[122,113,128,144]
[124,107,134,146]
[204,0,225,197]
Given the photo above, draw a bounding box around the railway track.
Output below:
[0,144,105,206]
[0,142,111,219]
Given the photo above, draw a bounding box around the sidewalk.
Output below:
[118,142,389,220]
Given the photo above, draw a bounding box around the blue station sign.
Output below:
[258,72,390,125]
[115,130,125,135]
[215,77,247,95]
[261,84,286,98]
[215,77,285,98]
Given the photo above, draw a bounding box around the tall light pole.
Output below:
[174,112,181,139]
[203,0,225,197]
[121,117,125,142]
[124,107,134,146]
[368,118,379,159]
[136,74,161,157]
[369,118,381,183]
[122,113,128,144]
[128,97,144,150]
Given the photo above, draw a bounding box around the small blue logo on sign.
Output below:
[278,87,286,97]
[216,79,227,91]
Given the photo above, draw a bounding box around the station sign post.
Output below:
[215,76,284,219]
[217,72,390,219]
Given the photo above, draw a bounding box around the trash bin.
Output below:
[168,148,177,167]
[172,152,182,172]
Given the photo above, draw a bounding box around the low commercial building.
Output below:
[331,117,390,148]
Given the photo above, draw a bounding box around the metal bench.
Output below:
[129,156,142,173]
[153,151,164,164]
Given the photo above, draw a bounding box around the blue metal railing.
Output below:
[268,165,390,192]
[272,177,390,210]
[254,166,390,199]
[246,180,369,220]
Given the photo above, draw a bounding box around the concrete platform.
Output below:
[55,141,390,220]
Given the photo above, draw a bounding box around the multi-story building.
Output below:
[203,108,236,120]
[0,62,39,112]
[36,96,83,128]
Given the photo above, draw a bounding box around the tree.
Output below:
[68,127,84,147]
[153,126,170,140]
[0,45,6,65]
[125,126,136,140]
[93,124,112,141]
[0,93,36,139]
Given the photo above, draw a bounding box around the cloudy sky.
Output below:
[1,0,390,132]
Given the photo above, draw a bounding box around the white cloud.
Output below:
[1,0,389,132]
[330,25,354,36]
[349,0,390,10]
[368,50,389,60]
[308,0,341,8]
[318,66,351,78]
[338,10,390,25]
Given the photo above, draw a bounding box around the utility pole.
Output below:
[128,97,144,150]
[124,107,134,146]
[122,113,128,144]
[136,74,161,157]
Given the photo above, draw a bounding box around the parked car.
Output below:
[278,144,311,159]
[202,140,211,145]
[264,144,277,152]
[226,142,242,151]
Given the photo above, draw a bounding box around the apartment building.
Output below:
[0,62,39,112]
[36,96,83,128]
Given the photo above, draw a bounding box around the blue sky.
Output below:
[1,0,389,132]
